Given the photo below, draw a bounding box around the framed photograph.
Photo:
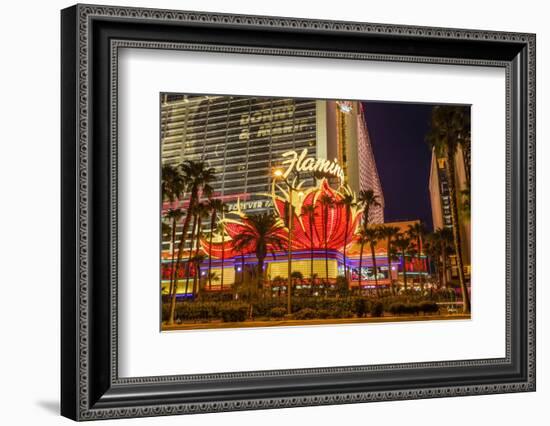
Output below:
[61,4,536,421]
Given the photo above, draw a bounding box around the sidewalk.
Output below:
[162,313,471,331]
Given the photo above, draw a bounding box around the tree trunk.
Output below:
[257,256,264,292]
[417,235,424,293]
[402,250,408,290]
[309,218,314,295]
[168,189,198,325]
[446,154,471,313]
[441,242,448,289]
[208,212,216,290]
[387,238,394,295]
[220,224,225,291]
[185,214,198,297]
[358,242,364,290]
[167,216,177,306]
[371,244,379,296]
[323,205,329,282]
[240,252,245,301]
[343,207,349,281]
[192,216,202,298]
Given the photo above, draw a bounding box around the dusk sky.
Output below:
[362,102,434,230]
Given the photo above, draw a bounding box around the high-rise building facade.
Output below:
[160,95,385,292]
[428,145,471,277]
[161,95,384,248]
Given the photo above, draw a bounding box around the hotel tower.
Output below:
[161,94,385,291]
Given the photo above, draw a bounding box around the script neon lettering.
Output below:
[280,148,344,182]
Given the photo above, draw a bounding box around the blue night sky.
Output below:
[362,102,434,230]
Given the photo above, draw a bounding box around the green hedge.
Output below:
[220,305,249,322]
[167,301,248,322]
[294,308,317,320]
[270,307,287,319]
[370,302,384,317]
[388,302,439,316]
[162,296,440,323]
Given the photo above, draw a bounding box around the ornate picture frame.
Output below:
[61,4,535,420]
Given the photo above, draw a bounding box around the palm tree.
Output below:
[290,271,304,296]
[423,232,439,288]
[358,189,380,228]
[161,163,186,205]
[302,203,316,284]
[433,227,453,288]
[190,252,207,298]
[407,222,426,292]
[163,208,184,302]
[168,160,216,325]
[161,221,172,240]
[205,271,220,287]
[205,198,224,290]
[183,205,199,297]
[427,106,471,313]
[394,234,412,290]
[363,227,381,296]
[338,193,356,280]
[460,188,471,219]
[356,227,369,290]
[191,202,209,297]
[231,213,286,296]
[216,203,229,291]
[161,164,186,319]
[379,225,400,295]
[319,193,334,283]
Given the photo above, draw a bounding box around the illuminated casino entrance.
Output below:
[161,176,428,297]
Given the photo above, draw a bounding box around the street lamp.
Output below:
[273,169,303,314]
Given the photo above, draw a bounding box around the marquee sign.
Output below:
[281,148,345,183]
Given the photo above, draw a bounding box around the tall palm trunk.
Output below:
[207,211,216,290]
[343,207,350,280]
[370,243,380,296]
[184,213,198,297]
[257,255,265,292]
[434,260,441,290]
[416,235,424,292]
[440,242,448,289]
[401,249,408,290]
[323,204,329,282]
[446,153,471,313]
[192,216,202,297]
[167,216,178,303]
[309,218,314,294]
[220,223,225,291]
[168,189,198,325]
[387,239,394,295]
[358,242,365,290]
[239,251,245,300]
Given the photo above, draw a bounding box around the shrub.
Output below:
[402,303,420,315]
[388,303,406,316]
[353,298,369,317]
[370,302,384,317]
[162,303,170,322]
[316,309,332,319]
[294,308,317,320]
[420,301,439,314]
[253,300,282,317]
[270,307,287,319]
[336,276,350,297]
[172,301,222,322]
[220,305,248,322]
